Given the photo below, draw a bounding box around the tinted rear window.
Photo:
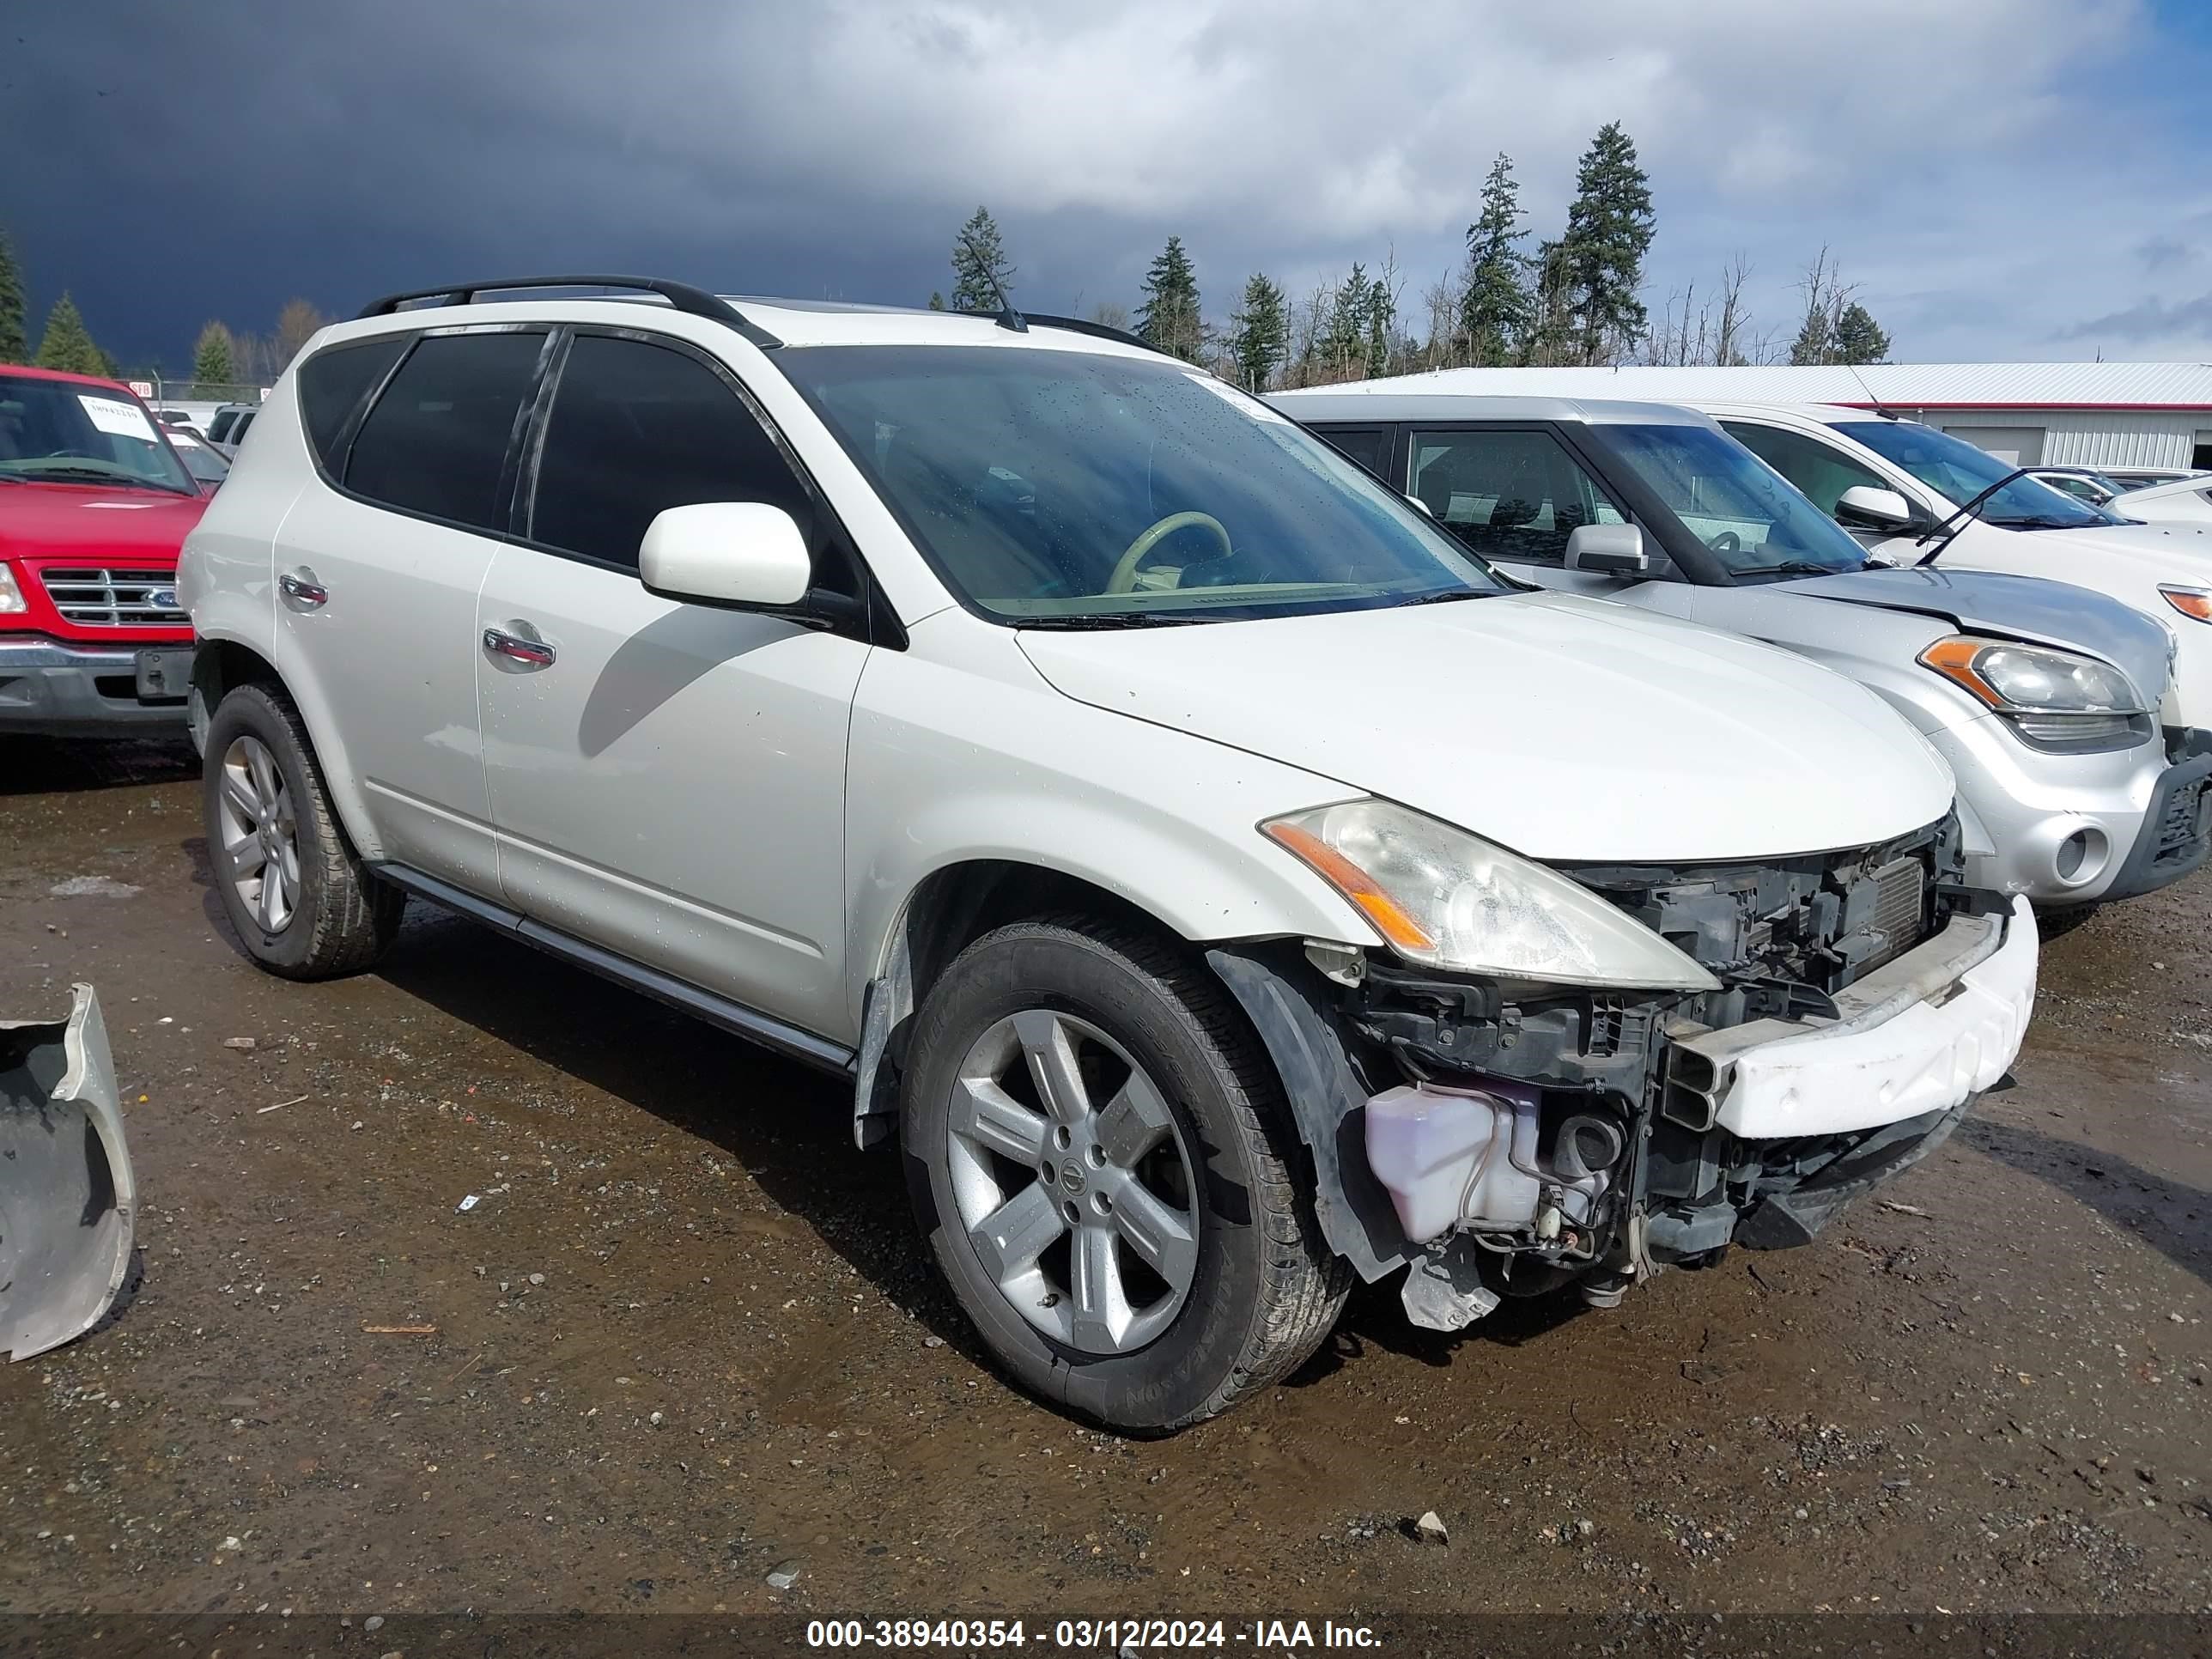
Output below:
[344,331,546,531]
[298,337,406,471]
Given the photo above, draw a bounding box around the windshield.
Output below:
[1835,421,2109,530]
[1596,422,1868,576]
[166,432,229,485]
[0,374,198,495]
[788,345,1501,623]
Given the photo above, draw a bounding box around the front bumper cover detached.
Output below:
[1208,896,2038,1293]
[2,985,137,1361]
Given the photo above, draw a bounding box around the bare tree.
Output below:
[1712,252,1751,367]
[274,299,333,368]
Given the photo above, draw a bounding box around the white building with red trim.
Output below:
[1333,362,2212,472]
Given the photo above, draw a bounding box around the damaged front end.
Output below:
[1212,816,2036,1333]
[2,985,137,1361]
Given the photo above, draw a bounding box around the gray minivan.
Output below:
[1275,390,2210,915]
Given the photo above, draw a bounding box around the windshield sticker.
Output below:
[1183,372,1291,423]
[78,395,158,442]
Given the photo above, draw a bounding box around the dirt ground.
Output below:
[2,737,2208,1626]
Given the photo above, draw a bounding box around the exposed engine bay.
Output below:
[1210,814,2025,1332]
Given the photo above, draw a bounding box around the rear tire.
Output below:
[202,683,404,979]
[902,916,1351,1434]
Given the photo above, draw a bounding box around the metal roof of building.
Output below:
[1276,362,2212,411]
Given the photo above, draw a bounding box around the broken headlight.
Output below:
[1918,635,2147,750]
[1263,799,1721,991]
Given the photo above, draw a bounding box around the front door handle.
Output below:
[278,570,328,608]
[483,625,556,668]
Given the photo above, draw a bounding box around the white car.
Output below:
[1699,404,2212,740]
[177,277,2036,1432]
[2112,473,2212,528]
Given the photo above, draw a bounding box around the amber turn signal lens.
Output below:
[1262,821,1436,952]
[1917,635,2000,706]
[2160,585,2212,623]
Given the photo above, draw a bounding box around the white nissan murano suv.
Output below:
[178,278,2038,1433]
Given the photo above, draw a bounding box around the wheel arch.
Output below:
[191,632,385,861]
[851,858,1180,1150]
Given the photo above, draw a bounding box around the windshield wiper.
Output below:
[1393,586,1493,607]
[11,464,194,496]
[1912,465,2030,562]
[1012,611,1209,629]
[1731,558,1863,578]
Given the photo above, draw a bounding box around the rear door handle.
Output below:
[278,571,328,608]
[483,625,556,668]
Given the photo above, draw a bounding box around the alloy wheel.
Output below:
[216,734,301,933]
[945,1009,1200,1355]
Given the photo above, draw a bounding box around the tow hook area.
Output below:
[2,985,137,1361]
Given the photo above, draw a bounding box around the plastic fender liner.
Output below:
[1206,945,1412,1282]
[2,985,137,1361]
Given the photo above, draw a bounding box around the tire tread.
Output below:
[205,683,404,979]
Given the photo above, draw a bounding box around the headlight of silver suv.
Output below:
[1263,799,1720,991]
[1918,635,2147,750]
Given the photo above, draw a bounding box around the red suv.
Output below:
[0,364,209,737]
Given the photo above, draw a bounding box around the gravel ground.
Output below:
[0,737,2207,1623]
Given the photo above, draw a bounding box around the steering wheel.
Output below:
[1104,512,1232,595]
[1707,531,1742,553]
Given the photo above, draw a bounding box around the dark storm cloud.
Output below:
[2058,291,2212,344]
[5,0,2209,368]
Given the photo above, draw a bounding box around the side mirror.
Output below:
[1564,521,1649,576]
[1834,484,1914,532]
[639,502,811,610]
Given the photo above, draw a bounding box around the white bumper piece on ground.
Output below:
[1674,897,2038,1139]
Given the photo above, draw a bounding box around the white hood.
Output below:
[1018,592,1955,864]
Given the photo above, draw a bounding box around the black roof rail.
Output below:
[1018,313,1167,356]
[356,276,782,349]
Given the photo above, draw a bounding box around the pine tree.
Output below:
[1136,235,1204,362]
[1522,240,1575,366]
[1787,308,1832,366]
[1315,264,1369,380]
[1363,275,1393,379]
[0,229,25,365]
[927,291,946,311]
[1461,153,1532,367]
[950,207,1014,313]
[1559,121,1656,364]
[1833,301,1891,365]
[192,320,234,386]
[1226,273,1288,391]
[34,293,106,377]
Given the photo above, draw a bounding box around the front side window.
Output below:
[1406,428,1626,565]
[0,373,197,495]
[1834,420,2111,530]
[344,331,547,532]
[527,333,812,570]
[1720,420,1891,519]
[1595,422,1869,576]
[789,346,1497,623]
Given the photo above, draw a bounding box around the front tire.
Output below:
[202,683,404,979]
[902,917,1351,1434]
